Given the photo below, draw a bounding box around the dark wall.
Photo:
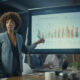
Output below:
[0,13,5,33]
[18,12,29,43]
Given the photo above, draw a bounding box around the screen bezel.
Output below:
[28,6,80,54]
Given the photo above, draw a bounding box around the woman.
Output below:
[0,12,44,77]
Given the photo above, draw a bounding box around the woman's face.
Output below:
[6,19,16,32]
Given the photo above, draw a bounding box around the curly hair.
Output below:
[0,12,22,30]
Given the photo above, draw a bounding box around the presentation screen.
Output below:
[29,6,80,53]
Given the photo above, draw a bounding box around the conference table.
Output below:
[1,68,80,80]
[4,73,45,80]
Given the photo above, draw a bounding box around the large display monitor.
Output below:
[28,6,80,53]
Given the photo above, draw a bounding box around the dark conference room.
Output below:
[0,0,80,80]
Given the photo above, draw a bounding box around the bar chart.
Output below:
[37,25,79,39]
[32,12,80,49]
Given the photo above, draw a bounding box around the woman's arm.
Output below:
[34,38,45,45]
[22,38,45,54]
[28,38,45,51]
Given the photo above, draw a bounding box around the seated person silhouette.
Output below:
[43,54,59,68]
[59,54,68,70]
[43,54,68,70]
[24,54,43,69]
[30,54,43,69]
